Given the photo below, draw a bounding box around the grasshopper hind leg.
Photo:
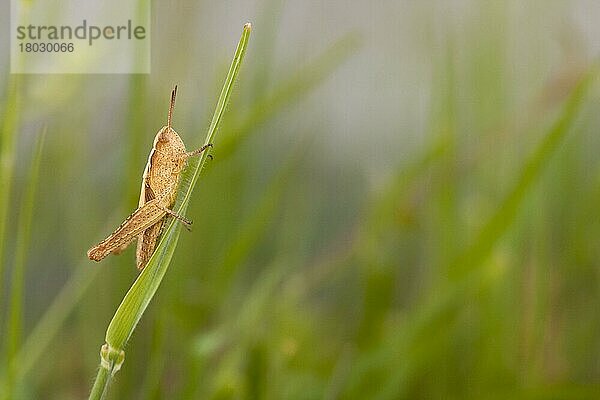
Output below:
[136,221,165,270]
[111,237,136,255]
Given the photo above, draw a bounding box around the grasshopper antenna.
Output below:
[168,85,177,129]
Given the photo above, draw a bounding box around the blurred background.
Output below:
[1,0,600,398]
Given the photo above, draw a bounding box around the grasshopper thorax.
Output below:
[148,125,188,203]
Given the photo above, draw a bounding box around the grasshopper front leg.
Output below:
[182,143,213,160]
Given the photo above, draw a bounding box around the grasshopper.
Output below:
[87,86,211,269]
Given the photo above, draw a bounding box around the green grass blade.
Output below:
[450,65,598,277]
[12,257,101,379]
[104,220,180,352]
[215,139,309,293]
[0,77,20,318]
[4,128,45,396]
[0,216,123,399]
[343,65,599,400]
[105,22,251,351]
[88,23,251,400]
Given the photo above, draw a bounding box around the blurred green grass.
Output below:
[2,1,600,399]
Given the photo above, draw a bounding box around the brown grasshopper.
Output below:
[87,86,211,269]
